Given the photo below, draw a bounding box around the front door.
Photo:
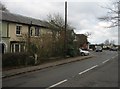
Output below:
[0,43,5,54]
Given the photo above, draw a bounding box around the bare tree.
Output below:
[0,2,9,12]
[47,13,65,29]
[46,13,77,57]
[104,39,110,46]
[104,39,116,46]
[46,13,65,56]
[47,13,74,31]
[98,0,120,28]
[110,40,115,45]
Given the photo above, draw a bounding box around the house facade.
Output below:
[0,11,52,53]
[75,34,89,50]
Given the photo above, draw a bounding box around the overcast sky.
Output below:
[1,0,118,44]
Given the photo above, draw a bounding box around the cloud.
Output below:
[1,0,118,44]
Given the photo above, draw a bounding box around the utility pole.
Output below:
[64,1,67,57]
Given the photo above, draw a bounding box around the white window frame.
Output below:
[16,24,22,36]
[11,43,21,53]
[30,28,33,37]
[35,27,40,36]
[15,44,19,53]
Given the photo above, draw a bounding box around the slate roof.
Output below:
[1,11,49,28]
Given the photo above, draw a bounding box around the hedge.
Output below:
[2,52,35,68]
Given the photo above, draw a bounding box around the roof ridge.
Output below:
[1,11,49,27]
[3,11,42,22]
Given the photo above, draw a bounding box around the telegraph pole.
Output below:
[64,1,67,57]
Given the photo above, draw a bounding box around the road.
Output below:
[2,50,118,88]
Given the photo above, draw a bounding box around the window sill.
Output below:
[2,37,10,38]
[34,36,40,37]
[16,34,22,37]
[30,36,40,37]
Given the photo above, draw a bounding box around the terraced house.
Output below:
[0,11,52,54]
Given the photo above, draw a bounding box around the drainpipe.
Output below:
[28,21,32,53]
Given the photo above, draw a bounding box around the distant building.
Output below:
[89,44,96,50]
[75,34,89,49]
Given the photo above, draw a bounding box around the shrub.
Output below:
[2,52,35,68]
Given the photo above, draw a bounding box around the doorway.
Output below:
[0,43,6,54]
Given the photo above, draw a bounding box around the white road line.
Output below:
[112,55,118,59]
[47,79,67,89]
[47,54,118,89]
[102,55,118,64]
[112,56,115,59]
[79,65,98,75]
[102,59,110,64]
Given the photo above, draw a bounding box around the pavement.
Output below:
[2,55,93,78]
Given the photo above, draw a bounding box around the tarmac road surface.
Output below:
[2,50,118,88]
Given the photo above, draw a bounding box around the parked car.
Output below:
[89,48,93,51]
[109,47,118,51]
[79,48,90,56]
[95,46,102,52]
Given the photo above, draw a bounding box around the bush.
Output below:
[2,52,35,68]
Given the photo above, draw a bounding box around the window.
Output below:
[11,44,14,53]
[11,43,25,53]
[16,25,22,35]
[0,43,6,54]
[15,44,19,52]
[35,27,40,36]
[30,29,33,36]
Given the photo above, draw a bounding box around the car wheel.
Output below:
[81,52,85,56]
